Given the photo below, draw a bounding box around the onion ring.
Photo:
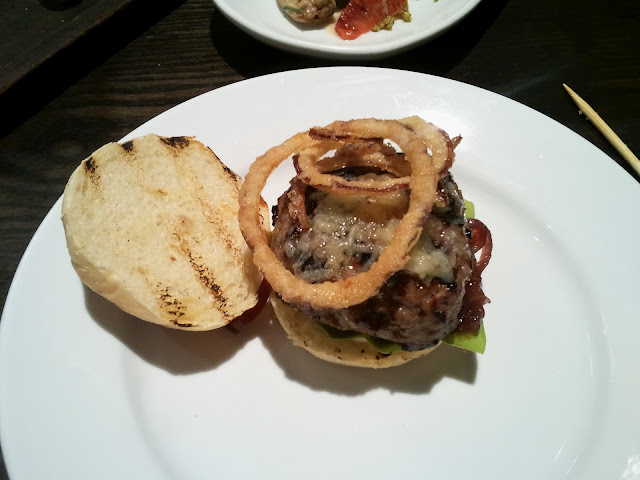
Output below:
[399,116,456,174]
[285,177,312,230]
[294,131,411,194]
[238,118,439,310]
[314,150,410,178]
[292,116,454,196]
[294,146,411,195]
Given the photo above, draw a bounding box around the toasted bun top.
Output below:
[62,134,266,330]
[270,294,439,368]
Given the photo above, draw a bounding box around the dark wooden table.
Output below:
[1,0,638,477]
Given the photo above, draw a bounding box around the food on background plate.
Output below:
[62,134,268,331]
[278,0,337,23]
[336,0,411,40]
[278,0,411,40]
[238,117,492,368]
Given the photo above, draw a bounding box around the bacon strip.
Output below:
[456,218,493,334]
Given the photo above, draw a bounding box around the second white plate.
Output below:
[212,0,483,59]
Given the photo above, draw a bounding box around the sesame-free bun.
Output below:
[62,134,267,330]
[270,294,440,368]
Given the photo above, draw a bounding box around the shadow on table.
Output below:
[85,284,477,395]
[209,0,509,79]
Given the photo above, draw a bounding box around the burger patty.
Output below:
[270,168,474,351]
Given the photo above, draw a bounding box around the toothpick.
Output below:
[563,83,640,177]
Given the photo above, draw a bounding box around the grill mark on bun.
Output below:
[161,136,191,149]
[83,156,100,185]
[121,140,135,152]
[156,285,194,327]
[84,156,97,173]
[170,138,246,286]
[195,199,243,263]
[222,163,239,181]
[183,154,244,264]
[175,234,231,319]
[208,146,240,182]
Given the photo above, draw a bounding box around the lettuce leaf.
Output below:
[464,199,475,219]
[443,324,486,354]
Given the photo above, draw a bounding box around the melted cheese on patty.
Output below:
[287,178,454,283]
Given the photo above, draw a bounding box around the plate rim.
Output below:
[1,66,639,479]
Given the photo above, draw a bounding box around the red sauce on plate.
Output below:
[335,0,408,40]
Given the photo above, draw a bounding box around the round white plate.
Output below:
[212,0,482,59]
[1,67,639,480]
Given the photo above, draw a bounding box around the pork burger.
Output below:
[238,117,492,368]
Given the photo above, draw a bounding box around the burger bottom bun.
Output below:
[270,293,440,369]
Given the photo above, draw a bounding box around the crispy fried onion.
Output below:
[400,116,457,174]
[292,117,455,195]
[310,147,411,179]
[294,140,411,195]
[238,117,442,310]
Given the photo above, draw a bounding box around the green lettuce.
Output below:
[443,324,486,354]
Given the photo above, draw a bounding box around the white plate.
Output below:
[212,0,482,59]
[1,67,639,480]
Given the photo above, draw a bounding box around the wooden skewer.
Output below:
[563,83,640,177]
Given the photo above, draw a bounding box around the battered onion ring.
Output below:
[293,116,454,196]
[314,151,410,178]
[238,118,439,310]
[399,116,456,174]
[294,146,412,195]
